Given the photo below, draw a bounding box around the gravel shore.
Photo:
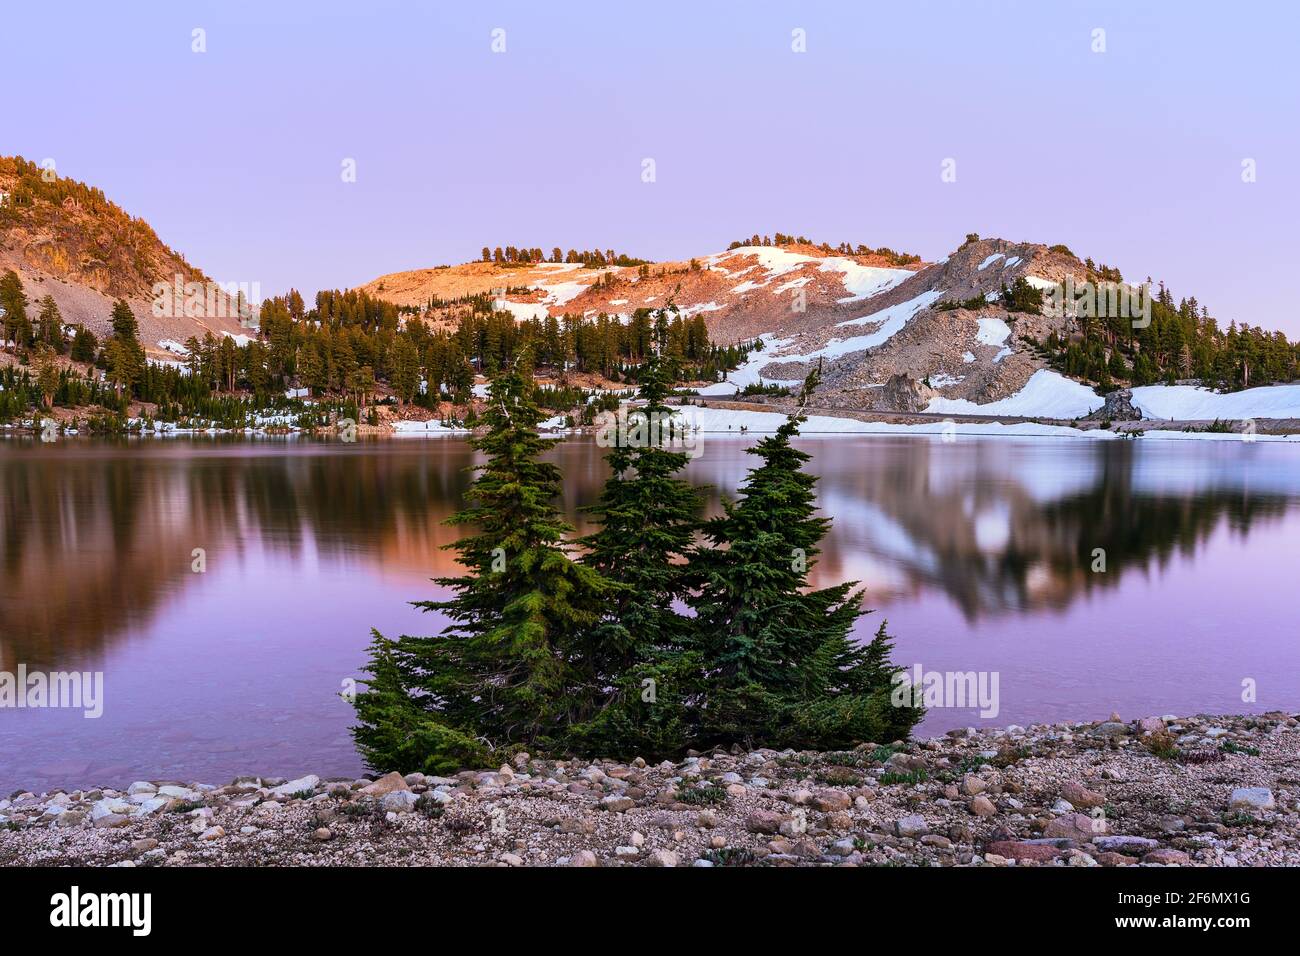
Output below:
[2,711,1296,867]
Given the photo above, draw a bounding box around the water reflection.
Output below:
[3,436,1296,672]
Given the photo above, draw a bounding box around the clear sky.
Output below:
[8,0,1299,333]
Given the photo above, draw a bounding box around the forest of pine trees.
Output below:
[726,232,921,266]
[480,245,649,268]
[350,338,922,773]
[0,266,749,427]
[1035,280,1300,391]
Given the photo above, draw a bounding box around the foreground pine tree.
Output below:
[686,372,922,750]
[352,359,615,773]
[569,351,705,758]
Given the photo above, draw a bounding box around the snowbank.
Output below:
[925,370,1104,419]
[391,420,471,435]
[1130,383,1300,420]
[673,406,1116,439]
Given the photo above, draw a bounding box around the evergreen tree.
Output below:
[569,351,704,757]
[351,357,616,772]
[0,269,30,352]
[685,370,922,750]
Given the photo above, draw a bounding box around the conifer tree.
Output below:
[569,349,704,757]
[351,355,615,772]
[685,370,921,750]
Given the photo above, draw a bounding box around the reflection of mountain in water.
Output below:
[3,436,1297,666]
[788,438,1298,620]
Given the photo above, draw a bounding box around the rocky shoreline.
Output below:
[2,711,1295,867]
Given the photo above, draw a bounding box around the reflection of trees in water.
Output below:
[778,439,1296,621]
[2,436,1295,666]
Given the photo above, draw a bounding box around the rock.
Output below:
[130,838,158,853]
[501,852,524,867]
[1095,851,1137,866]
[1142,848,1190,866]
[959,775,986,796]
[745,810,785,834]
[825,811,853,831]
[1136,716,1165,734]
[879,373,936,413]
[985,840,1061,863]
[1045,812,1105,841]
[1092,721,1130,738]
[601,795,635,813]
[1093,835,1158,854]
[156,785,201,801]
[55,811,86,828]
[1100,388,1140,421]
[968,796,996,817]
[380,790,419,813]
[895,815,928,838]
[615,845,639,859]
[359,772,409,797]
[199,826,225,841]
[93,813,130,829]
[312,827,333,842]
[558,816,596,835]
[90,798,132,821]
[697,810,718,828]
[812,790,852,812]
[126,781,157,796]
[1229,787,1275,812]
[568,850,598,867]
[134,798,168,816]
[1061,781,1104,809]
[646,849,680,867]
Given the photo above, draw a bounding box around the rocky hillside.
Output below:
[0,156,248,357]
[361,238,1102,414]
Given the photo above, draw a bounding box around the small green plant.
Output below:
[701,847,756,867]
[290,789,316,801]
[1144,730,1181,761]
[878,769,929,786]
[816,767,863,787]
[1219,740,1260,757]
[168,800,205,814]
[415,793,445,818]
[678,785,728,806]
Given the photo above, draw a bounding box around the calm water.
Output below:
[2,434,1298,793]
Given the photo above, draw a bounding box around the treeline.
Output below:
[352,358,922,772]
[479,245,649,268]
[726,232,921,266]
[1037,282,1299,391]
[1,265,748,424]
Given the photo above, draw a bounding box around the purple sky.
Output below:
[10,1,1299,334]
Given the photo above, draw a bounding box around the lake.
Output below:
[2,433,1297,794]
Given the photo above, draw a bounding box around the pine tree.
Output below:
[569,351,704,758]
[351,357,616,772]
[685,371,921,750]
[0,268,30,352]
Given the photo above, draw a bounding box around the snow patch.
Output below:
[975,317,1012,347]
[1130,383,1300,420]
[925,370,1104,419]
